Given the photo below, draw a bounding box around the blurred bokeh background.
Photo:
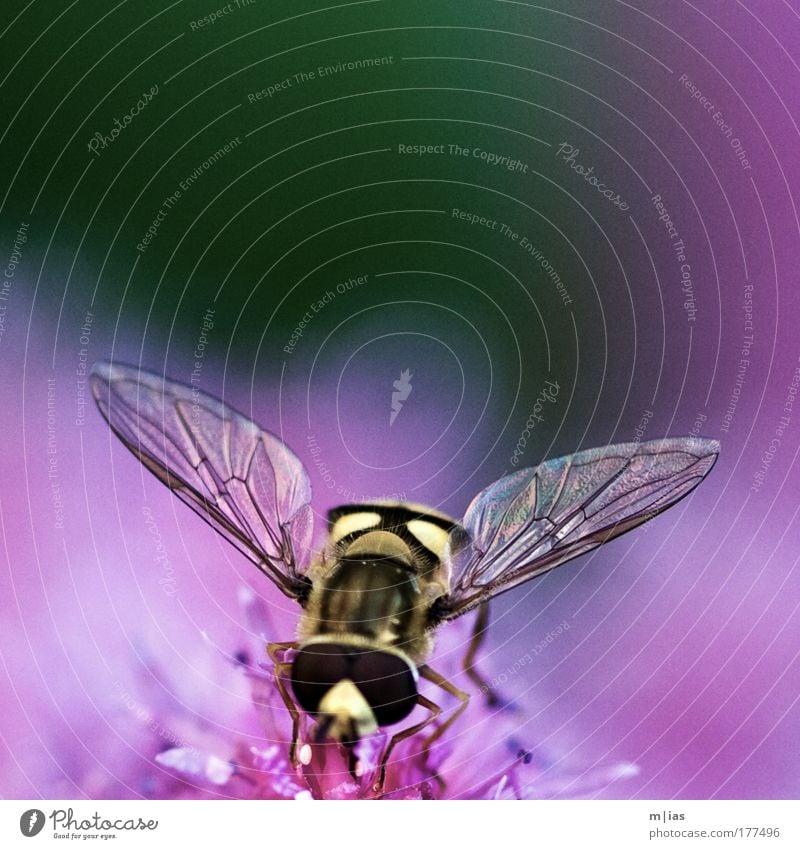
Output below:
[1,0,798,799]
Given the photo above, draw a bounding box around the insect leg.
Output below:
[266,640,299,661]
[418,664,470,754]
[462,603,504,706]
[267,641,302,767]
[375,694,440,793]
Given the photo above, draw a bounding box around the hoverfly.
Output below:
[91,361,719,791]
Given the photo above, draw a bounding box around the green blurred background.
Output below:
[1,0,669,510]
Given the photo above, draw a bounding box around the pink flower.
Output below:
[144,589,637,800]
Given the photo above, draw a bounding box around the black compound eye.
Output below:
[290,644,418,727]
[347,650,417,726]
[290,644,346,715]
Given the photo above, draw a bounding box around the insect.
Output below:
[91,361,719,791]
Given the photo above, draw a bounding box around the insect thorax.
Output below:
[298,502,463,659]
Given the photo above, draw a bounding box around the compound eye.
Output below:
[290,644,348,715]
[347,651,417,726]
[290,644,418,727]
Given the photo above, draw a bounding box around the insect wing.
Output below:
[91,361,313,599]
[439,437,719,618]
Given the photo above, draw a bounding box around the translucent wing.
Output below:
[437,437,719,619]
[91,361,313,601]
